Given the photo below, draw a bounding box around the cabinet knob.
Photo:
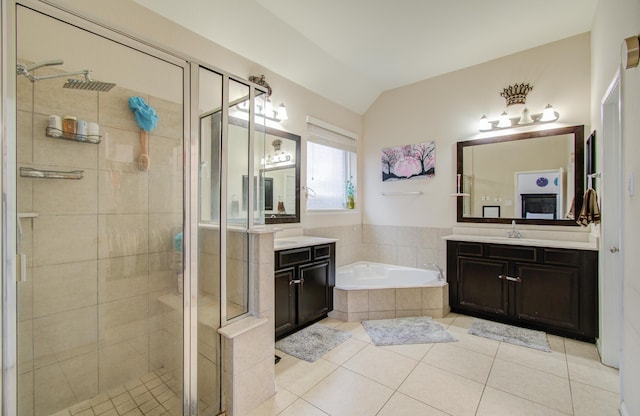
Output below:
[610,246,620,253]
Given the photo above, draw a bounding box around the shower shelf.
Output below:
[45,127,101,144]
[20,167,83,180]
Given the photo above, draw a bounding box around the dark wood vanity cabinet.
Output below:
[447,240,598,341]
[275,243,335,339]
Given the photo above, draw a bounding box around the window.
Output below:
[306,117,358,210]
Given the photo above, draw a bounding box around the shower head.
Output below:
[17,59,116,92]
[63,78,115,92]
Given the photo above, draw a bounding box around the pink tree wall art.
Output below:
[381,141,435,181]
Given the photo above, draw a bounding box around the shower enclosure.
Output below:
[2,1,267,415]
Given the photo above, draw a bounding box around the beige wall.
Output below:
[362,33,591,228]
[592,1,640,415]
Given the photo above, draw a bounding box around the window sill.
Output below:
[305,208,359,215]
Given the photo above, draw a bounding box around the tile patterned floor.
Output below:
[52,368,186,416]
[252,313,620,416]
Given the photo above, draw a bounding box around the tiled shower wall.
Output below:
[16,67,184,415]
[304,224,452,274]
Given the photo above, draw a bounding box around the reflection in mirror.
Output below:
[457,125,584,225]
[227,119,301,224]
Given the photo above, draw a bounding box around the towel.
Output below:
[577,189,600,226]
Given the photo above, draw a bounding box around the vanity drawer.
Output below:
[543,248,580,267]
[488,245,537,262]
[313,244,332,260]
[276,247,312,268]
[457,242,484,257]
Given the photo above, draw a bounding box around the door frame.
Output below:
[598,68,624,369]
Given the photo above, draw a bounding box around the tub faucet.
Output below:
[424,263,444,281]
[507,220,522,238]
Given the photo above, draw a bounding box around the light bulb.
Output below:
[277,103,288,121]
[497,111,511,128]
[540,104,558,122]
[519,107,533,124]
[478,115,492,131]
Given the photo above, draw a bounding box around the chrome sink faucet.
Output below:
[507,220,522,238]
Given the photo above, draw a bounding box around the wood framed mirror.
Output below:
[456,125,585,225]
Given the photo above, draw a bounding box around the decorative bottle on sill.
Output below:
[346,176,356,209]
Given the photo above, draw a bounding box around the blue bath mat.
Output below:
[361,316,457,346]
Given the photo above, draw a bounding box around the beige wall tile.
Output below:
[369,289,396,312]
[18,320,34,375]
[148,135,183,175]
[232,356,275,416]
[98,127,138,171]
[347,311,369,322]
[147,96,183,140]
[148,172,182,214]
[17,110,33,164]
[396,309,423,318]
[378,245,397,264]
[98,255,149,303]
[423,287,444,309]
[347,290,369,313]
[396,246,417,267]
[98,214,148,258]
[149,252,175,293]
[369,311,396,320]
[18,279,33,322]
[98,87,144,132]
[198,354,220,410]
[33,169,98,215]
[98,169,148,214]
[333,288,347,312]
[33,305,97,368]
[33,215,97,266]
[149,214,182,254]
[98,341,149,392]
[18,371,34,416]
[32,260,97,317]
[396,288,423,310]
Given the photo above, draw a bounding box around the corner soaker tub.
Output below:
[329,261,450,322]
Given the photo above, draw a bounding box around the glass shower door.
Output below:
[14,5,186,415]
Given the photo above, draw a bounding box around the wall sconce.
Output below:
[478,83,559,132]
[239,74,288,122]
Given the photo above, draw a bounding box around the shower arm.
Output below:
[17,59,91,82]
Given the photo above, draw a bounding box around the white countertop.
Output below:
[274,236,338,250]
[443,234,598,251]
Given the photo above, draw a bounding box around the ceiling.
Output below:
[132,0,598,114]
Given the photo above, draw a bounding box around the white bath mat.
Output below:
[361,316,457,346]
[276,324,352,362]
[468,318,551,352]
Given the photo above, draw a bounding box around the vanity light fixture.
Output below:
[239,74,289,122]
[262,139,293,168]
[478,83,559,132]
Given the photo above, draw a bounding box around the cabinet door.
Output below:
[298,261,331,325]
[275,268,297,338]
[514,263,581,332]
[458,257,510,317]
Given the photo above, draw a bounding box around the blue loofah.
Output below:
[128,96,159,131]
